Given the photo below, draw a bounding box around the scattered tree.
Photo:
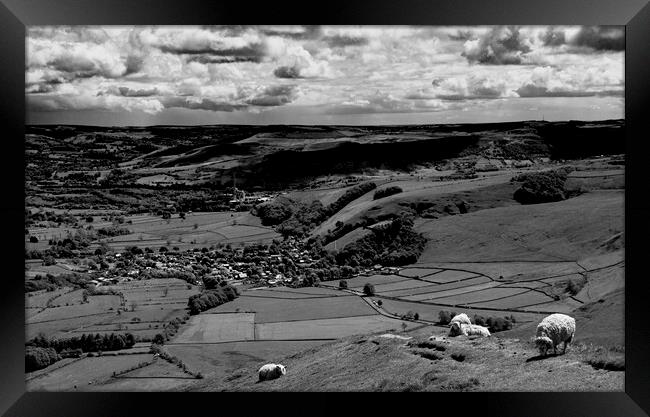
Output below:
[363,283,376,296]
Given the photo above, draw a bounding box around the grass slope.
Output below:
[192,331,623,392]
[415,190,623,263]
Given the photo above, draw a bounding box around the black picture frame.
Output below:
[1,1,648,415]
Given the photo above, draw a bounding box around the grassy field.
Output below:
[27,353,154,391]
[172,313,256,344]
[372,297,546,324]
[390,279,499,299]
[254,315,421,340]
[165,340,327,378]
[311,173,517,238]
[415,191,623,263]
[25,211,283,255]
[320,274,410,289]
[192,332,623,392]
[205,291,376,323]
[26,278,197,340]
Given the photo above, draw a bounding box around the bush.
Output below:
[328,182,377,216]
[188,285,239,315]
[60,348,83,358]
[256,197,297,226]
[567,277,586,296]
[486,317,513,332]
[373,186,403,200]
[363,283,376,296]
[473,315,487,326]
[472,315,514,332]
[513,170,570,204]
[29,236,38,243]
[438,310,457,325]
[335,214,426,268]
[27,333,136,354]
[25,346,60,372]
[401,311,418,321]
[338,280,348,289]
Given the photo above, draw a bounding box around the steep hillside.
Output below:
[191,331,623,392]
[415,190,623,263]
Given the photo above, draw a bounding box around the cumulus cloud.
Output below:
[571,26,625,51]
[246,85,300,106]
[432,75,515,100]
[448,30,474,42]
[262,25,323,40]
[462,26,532,65]
[540,28,567,47]
[323,34,368,48]
[26,25,625,120]
[272,45,338,79]
[513,65,623,98]
[163,97,247,112]
[326,90,449,115]
[100,86,160,97]
[541,26,624,52]
[515,84,592,97]
[28,92,164,114]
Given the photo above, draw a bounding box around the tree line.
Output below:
[255,182,378,239]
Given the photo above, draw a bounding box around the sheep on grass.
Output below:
[534,313,576,356]
[258,363,286,381]
[448,313,472,336]
[449,322,491,337]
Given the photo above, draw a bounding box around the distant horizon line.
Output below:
[25,118,625,129]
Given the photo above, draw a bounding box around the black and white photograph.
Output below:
[23,24,627,392]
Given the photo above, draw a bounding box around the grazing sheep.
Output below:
[258,363,286,381]
[534,313,576,356]
[449,322,491,337]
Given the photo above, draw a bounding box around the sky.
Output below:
[25,25,625,126]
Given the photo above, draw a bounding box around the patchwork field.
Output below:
[254,315,421,340]
[84,211,280,251]
[206,293,377,323]
[320,274,410,289]
[372,297,547,324]
[172,313,256,344]
[25,278,199,340]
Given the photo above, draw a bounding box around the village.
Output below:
[42,235,396,292]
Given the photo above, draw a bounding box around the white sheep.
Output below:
[258,363,286,381]
[447,313,472,336]
[534,313,576,356]
[449,322,491,337]
[450,313,472,326]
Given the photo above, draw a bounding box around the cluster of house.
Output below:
[83,236,404,291]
